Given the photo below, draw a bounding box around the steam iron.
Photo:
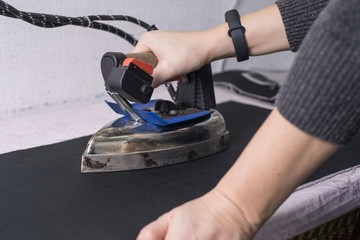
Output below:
[81,52,229,173]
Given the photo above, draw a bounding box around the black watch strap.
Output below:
[225,9,249,62]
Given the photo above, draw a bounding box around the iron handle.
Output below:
[125,52,158,69]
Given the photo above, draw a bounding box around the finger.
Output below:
[166,75,187,82]
[151,63,168,88]
[164,210,193,240]
[152,65,186,88]
[131,42,151,53]
[151,60,181,88]
[132,31,157,53]
[136,213,170,240]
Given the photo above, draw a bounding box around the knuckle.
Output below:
[139,31,153,42]
[161,61,176,75]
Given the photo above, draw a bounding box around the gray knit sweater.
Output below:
[275,0,360,145]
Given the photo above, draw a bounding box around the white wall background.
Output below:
[0,0,295,121]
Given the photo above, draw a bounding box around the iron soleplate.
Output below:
[81,109,229,173]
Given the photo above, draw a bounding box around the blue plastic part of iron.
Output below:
[105,100,213,126]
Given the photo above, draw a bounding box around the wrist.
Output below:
[203,4,290,63]
[203,189,258,238]
[212,184,264,233]
[202,23,236,63]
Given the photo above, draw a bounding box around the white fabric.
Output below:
[0,86,171,154]
[255,165,360,239]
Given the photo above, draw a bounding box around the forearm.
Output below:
[204,4,289,62]
[132,4,290,85]
[214,108,339,230]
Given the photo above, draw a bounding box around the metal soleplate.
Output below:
[81,110,229,172]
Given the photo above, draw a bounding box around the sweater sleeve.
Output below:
[275,0,329,52]
[276,0,360,145]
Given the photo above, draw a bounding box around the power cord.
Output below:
[0,0,158,46]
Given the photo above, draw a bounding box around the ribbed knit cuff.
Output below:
[275,0,329,52]
[276,0,360,145]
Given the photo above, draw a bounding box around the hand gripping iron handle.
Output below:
[101,51,216,111]
[101,51,158,104]
[101,51,158,83]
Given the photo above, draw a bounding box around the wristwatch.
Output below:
[225,9,249,62]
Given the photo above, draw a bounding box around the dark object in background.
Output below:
[214,70,280,103]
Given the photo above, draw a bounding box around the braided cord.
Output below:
[0,0,158,46]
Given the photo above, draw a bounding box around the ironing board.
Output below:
[1,101,359,239]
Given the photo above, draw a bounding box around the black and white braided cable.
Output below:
[0,0,158,46]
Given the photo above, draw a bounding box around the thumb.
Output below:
[136,213,169,240]
[131,40,151,54]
